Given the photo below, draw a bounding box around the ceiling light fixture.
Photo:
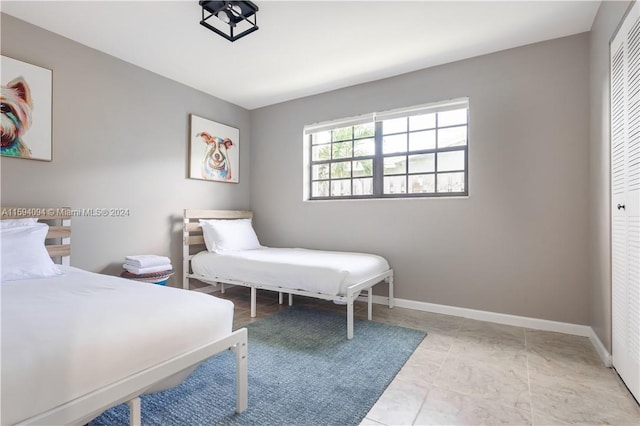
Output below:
[199,1,259,42]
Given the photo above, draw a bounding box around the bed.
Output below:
[1,207,247,426]
[183,209,394,339]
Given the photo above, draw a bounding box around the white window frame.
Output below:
[304,98,469,200]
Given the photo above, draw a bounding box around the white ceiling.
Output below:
[1,1,600,110]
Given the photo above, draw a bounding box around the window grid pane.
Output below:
[437,126,467,148]
[382,134,408,154]
[384,175,407,194]
[437,150,465,172]
[308,102,468,199]
[382,117,407,135]
[353,159,373,177]
[409,174,435,193]
[354,138,375,157]
[409,130,436,151]
[332,141,353,159]
[383,156,407,176]
[408,153,435,174]
[436,172,465,193]
[331,179,352,197]
[331,161,351,179]
[353,178,373,196]
[312,131,331,145]
[410,113,436,131]
[438,108,467,127]
[332,127,353,141]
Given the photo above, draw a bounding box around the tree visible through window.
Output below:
[311,123,375,197]
[305,99,469,199]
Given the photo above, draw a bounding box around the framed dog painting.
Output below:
[1,56,53,161]
[189,115,239,183]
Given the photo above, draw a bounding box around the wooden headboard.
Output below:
[1,207,71,264]
[182,209,252,290]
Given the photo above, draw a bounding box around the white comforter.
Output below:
[191,247,390,296]
[1,266,233,425]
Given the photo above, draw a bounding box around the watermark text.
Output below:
[2,207,130,217]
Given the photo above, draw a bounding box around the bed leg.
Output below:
[388,272,395,309]
[220,283,226,294]
[347,300,354,340]
[279,292,283,304]
[367,288,373,321]
[127,397,141,426]
[182,271,189,290]
[233,329,248,413]
[288,293,293,306]
[250,287,257,317]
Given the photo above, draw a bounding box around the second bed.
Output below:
[183,209,394,339]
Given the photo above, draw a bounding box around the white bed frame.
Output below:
[1,207,248,426]
[183,209,394,340]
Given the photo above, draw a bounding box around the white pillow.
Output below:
[0,218,39,228]
[1,223,63,282]
[199,219,217,252]
[199,218,262,253]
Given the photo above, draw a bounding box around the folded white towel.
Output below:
[124,255,171,268]
[123,263,173,275]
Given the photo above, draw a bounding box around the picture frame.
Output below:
[189,114,239,183]
[1,55,53,161]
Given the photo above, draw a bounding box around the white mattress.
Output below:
[191,247,390,296]
[1,266,234,425]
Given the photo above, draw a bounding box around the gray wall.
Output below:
[588,1,631,352]
[250,34,591,325]
[0,14,251,284]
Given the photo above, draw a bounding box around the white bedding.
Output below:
[191,247,390,296]
[1,266,234,425]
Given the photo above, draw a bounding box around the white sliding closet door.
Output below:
[610,0,640,403]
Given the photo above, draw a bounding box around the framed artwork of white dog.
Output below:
[1,55,52,161]
[189,115,239,183]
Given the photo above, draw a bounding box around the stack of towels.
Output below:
[121,255,173,285]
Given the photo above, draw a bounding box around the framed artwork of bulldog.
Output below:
[189,114,239,183]
[1,56,52,161]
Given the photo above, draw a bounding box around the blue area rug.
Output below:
[90,306,426,426]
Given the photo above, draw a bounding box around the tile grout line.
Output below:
[411,323,459,425]
[524,328,535,426]
[411,390,429,425]
[411,320,442,425]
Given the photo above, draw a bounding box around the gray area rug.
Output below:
[90,306,426,425]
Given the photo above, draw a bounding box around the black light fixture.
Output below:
[199,1,259,42]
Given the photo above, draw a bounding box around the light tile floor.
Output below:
[216,287,640,425]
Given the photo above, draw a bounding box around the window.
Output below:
[305,98,469,199]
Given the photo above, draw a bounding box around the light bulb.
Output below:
[217,10,230,23]
[230,4,242,16]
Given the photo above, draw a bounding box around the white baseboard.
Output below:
[202,285,614,367]
[588,328,613,367]
[360,294,612,366]
[363,294,591,335]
